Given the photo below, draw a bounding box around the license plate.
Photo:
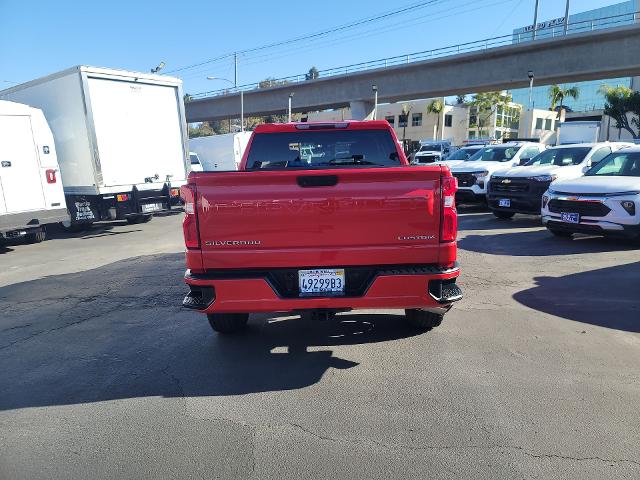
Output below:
[299,269,345,296]
[561,212,580,223]
[141,202,162,213]
[499,198,511,208]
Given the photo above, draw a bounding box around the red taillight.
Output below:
[181,183,200,249]
[440,175,458,243]
[45,169,57,184]
[116,194,129,202]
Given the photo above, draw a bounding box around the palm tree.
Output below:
[427,100,444,140]
[548,85,579,117]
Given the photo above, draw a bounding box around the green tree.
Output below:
[305,66,320,80]
[598,84,640,139]
[548,84,579,117]
[400,103,413,149]
[469,91,512,138]
[259,77,289,89]
[426,99,444,140]
[188,122,214,138]
[455,94,467,105]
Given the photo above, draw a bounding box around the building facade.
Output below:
[510,0,639,112]
[304,98,469,146]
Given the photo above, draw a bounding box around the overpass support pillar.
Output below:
[349,100,375,121]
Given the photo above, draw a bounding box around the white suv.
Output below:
[450,142,545,203]
[487,142,633,218]
[541,146,640,239]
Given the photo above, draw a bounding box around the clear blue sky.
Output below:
[0,0,626,95]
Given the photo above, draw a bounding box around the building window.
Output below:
[544,118,553,130]
[468,131,476,139]
[444,114,453,127]
[398,114,408,127]
[535,118,543,130]
[385,115,395,127]
[411,113,422,127]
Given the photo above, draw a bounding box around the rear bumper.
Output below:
[183,264,462,314]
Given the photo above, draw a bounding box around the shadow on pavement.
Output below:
[458,211,543,232]
[513,261,640,332]
[0,253,420,411]
[459,229,638,256]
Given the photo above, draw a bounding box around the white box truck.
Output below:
[188,131,251,171]
[0,66,189,226]
[0,100,67,242]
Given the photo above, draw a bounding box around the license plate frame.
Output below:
[141,202,163,213]
[298,269,345,297]
[561,212,580,223]
[499,198,511,208]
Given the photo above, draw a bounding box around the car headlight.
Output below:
[528,175,557,182]
[542,195,550,208]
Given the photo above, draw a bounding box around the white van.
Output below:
[0,101,67,242]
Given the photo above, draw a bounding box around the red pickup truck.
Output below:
[181,121,462,333]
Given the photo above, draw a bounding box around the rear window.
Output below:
[189,153,200,165]
[245,130,400,169]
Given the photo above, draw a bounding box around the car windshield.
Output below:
[245,130,400,169]
[467,146,519,162]
[585,151,640,177]
[447,148,479,160]
[189,154,200,165]
[419,145,441,152]
[524,147,591,166]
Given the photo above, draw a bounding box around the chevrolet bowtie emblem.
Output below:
[501,179,511,183]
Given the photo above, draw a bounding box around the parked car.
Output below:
[0,100,67,243]
[487,142,633,218]
[0,66,189,228]
[181,121,462,333]
[450,142,545,204]
[411,141,452,165]
[434,145,485,168]
[541,146,640,239]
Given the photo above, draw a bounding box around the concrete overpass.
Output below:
[185,24,640,123]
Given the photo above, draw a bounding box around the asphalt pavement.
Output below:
[1,209,639,479]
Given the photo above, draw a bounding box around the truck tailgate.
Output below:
[194,167,443,269]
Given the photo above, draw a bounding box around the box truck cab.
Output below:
[0,101,67,242]
[487,142,633,218]
[0,66,189,227]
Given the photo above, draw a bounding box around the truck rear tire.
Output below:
[207,313,249,334]
[492,211,515,219]
[405,309,444,331]
[548,228,572,238]
[126,214,152,224]
[26,228,46,243]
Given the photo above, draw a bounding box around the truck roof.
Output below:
[253,120,395,133]
[0,99,40,116]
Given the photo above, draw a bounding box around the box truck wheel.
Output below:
[25,228,46,244]
[207,313,249,334]
[126,214,152,225]
[404,309,444,331]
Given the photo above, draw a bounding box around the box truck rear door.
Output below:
[0,115,46,213]
[87,77,186,188]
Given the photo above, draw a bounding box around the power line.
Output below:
[166,0,449,74]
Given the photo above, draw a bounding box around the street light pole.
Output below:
[288,93,294,123]
[206,75,243,132]
[372,85,378,120]
[563,0,571,36]
[532,0,540,40]
[528,70,535,110]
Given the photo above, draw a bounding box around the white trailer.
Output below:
[0,66,189,226]
[0,101,67,242]
[188,131,251,171]
[557,121,601,145]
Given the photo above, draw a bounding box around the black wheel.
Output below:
[492,211,515,219]
[548,228,572,238]
[405,309,444,331]
[126,214,152,224]
[25,228,46,243]
[207,313,249,334]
